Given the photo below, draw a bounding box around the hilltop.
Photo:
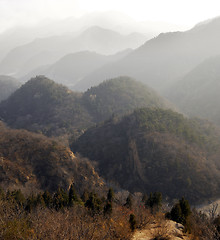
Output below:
[0,76,172,137]
[82,76,174,121]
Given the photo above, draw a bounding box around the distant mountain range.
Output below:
[0,26,146,78]
[22,49,132,87]
[74,17,220,93]
[0,75,21,102]
[167,54,220,126]
[0,10,181,62]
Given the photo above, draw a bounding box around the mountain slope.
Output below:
[0,76,172,137]
[0,26,146,78]
[22,49,132,87]
[0,75,21,102]
[82,76,175,122]
[0,121,104,193]
[74,16,220,92]
[71,108,220,203]
[167,55,220,126]
[0,76,93,137]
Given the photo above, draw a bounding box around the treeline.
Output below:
[0,187,220,239]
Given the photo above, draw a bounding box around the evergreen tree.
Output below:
[125,193,133,209]
[170,203,183,223]
[104,202,112,216]
[53,187,68,210]
[107,188,114,202]
[145,192,162,213]
[43,191,52,208]
[81,190,89,203]
[25,194,37,212]
[85,192,102,213]
[68,184,78,206]
[36,193,45,207]
[129,214,136,231]
[0,187,5,200]
[11,189,25,207]
[170,197,191,226]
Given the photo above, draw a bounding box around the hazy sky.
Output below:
[0,0,220,32]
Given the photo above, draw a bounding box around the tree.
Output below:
[107,188,114,202]
[42,191,52,208]
[124,193,133,209]
[53,187,68,210]
[68,184,78,207]
[129,214,136,231]
[104,202,112,216]
[85,192,102,213]
[145,192,162,213]
[169,197,191,227]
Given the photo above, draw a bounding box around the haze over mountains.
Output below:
[22,49,132,87]
[0,10,183,61]
[167,55,220,126]
[1,12,220,211]
[2,5,220,238]
[0,26,145,78]
[74,16,220,93]
[0,75,21,102]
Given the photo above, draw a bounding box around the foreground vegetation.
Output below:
[0,187,220,240]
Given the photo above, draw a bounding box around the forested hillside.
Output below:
[0,76,172,138]
[71,108,220,203]
[0,121,104,193]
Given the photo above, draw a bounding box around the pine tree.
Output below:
[68,184,78,206]
[104,201,112,216]
[124,193,133,209]
[129,214,136,231]
[107,188,114,202]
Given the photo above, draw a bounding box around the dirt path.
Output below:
[132,220,190,240]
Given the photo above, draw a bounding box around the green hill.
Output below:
[83,76,174,121]
[71,108,220,203]
[0,76,93,137]
[0,121,104,193]
[0,76,172,138]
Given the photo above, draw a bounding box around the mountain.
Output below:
[0,26,146,78]
[167,55,220,126]
[71,108,220,203]
[0,121,104,193]
[74,16,220,92]
[0,75,21,102]
[0,76,93,137]
[22,49,132,87]
[82,76,175,122]
[0,10,177,63]
[0,76,172,138]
